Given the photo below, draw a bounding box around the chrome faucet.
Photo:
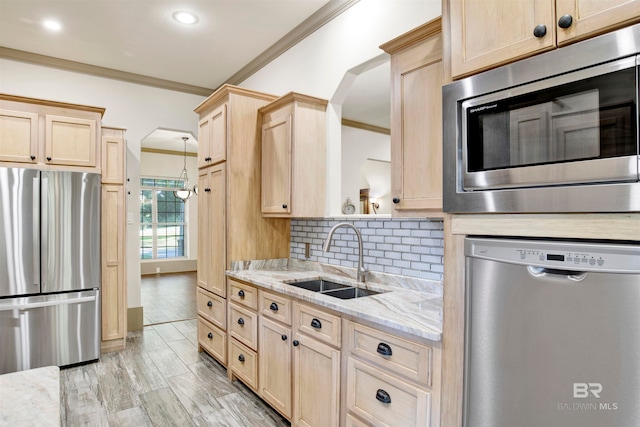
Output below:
[322,222,369,282]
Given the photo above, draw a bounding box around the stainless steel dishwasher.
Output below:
[464,237,640,427]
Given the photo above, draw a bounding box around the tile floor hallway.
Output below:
[61,319,290,426]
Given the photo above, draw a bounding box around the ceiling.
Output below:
[0,0,390,151]
[0,0,338,91]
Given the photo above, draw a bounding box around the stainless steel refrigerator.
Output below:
[0,166,101,374]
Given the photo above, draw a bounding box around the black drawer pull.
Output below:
[237,318,245,325]
[293,340,300,347]
[282,204,288,209]
[30,155,36,160]
[281,334,288,341]
[46,156,52,161]
[204,187,211,192]
[207,301,213,307]
[377,342,393,356]
[207,332,213,339]
[392,197,400,204]
[533,24,547,38]
[376,389,391,404]
[238,290,245,298]
[269,302,279,311]
[310,318,322,329]
[238,354,245,362]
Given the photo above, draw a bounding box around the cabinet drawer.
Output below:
[228,279,258,310]
[198,317,227,366]
[346,357,430,427]
[259,290,291,325]
[294,302,341,348]
[228,303,258,351]
[229,339,258,391]
[197,287,226,330]
[347,321,432,386]
[345,413,370,427]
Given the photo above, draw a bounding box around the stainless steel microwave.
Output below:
[443,24,640,213]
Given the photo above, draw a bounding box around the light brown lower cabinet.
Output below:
[293,332,341,427]
[223,281,441,426]
[259,315,293,418]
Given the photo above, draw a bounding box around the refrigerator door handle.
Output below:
[32,177,40,288]
[0,295,97,311]
[40,177,48,291]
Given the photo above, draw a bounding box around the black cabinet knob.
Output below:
[269,302,279,312]
[533,24,547,38]
[207,332,213,339]
[238,290,245,298]
[310,318,322,329]
[281,334,288,341]
[282,204,288,209]
[207,301,213,307]
[30,155,36,160]
[392,197,400,204]
[293,340,300,347]
[238,354,245,362]
[205,156,212,161]
[204,188,211,192]
[376,342,393,356]
[46,156,52,161]
[558,14,573,29]
[376,389,392,404]
[237,318,245,325]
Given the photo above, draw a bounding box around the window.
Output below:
[140,178,187,259]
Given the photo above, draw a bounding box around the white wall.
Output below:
[140,151,198,273]
[241,0,441,215]
[0,58,206,308]
[341,126,390,214]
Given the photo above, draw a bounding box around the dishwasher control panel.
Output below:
[466,237,640,273]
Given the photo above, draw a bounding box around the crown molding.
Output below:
[0,46,214,96]
[342,118,390,135]
[224,0,360,86]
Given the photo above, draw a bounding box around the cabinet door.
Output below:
[390,34,444,216]
[0,109,38,163]
[293,334,340,427]
[198,104,227,168]
[45,115,97,167]
[261,113,292,215]
[449,0,555,79]
[259,316,292,419]
[101,133,125,184]
[101,184,126,342]
[556,0,640,44]
[197,164,226,297]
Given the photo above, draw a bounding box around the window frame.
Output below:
[140,177,188,260]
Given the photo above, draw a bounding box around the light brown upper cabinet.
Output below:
[448,0,640,79]
[259,92,327,218]
[197,103,226,168]
[381,17,444,217]
[0,94,103,168]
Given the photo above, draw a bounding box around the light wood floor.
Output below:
[61,319,290,426]
[142,272,198,326]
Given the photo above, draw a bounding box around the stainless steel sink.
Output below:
[285,279,382,299]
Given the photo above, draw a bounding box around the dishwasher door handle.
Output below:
[527,266,587,282]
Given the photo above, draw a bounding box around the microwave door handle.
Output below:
[32,177,40,289]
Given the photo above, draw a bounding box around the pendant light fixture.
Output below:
[174,136,196,201]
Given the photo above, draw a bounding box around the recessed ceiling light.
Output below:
[172,11,198,25]
[43,19,62,31]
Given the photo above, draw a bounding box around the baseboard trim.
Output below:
[101,338,125,353]
[127,306,144,332]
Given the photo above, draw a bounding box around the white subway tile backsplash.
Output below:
[290,218,445,281]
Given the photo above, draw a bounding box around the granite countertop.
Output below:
[0,366,60,426]
[227,259,443,342]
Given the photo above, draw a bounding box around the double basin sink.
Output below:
[284,279,381,300]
